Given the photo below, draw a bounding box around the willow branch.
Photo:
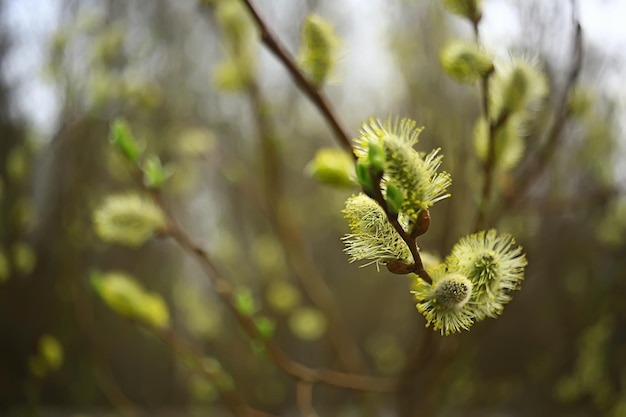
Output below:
[240,0,354,156]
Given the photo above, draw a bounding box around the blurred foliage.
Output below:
[1,0,625,416]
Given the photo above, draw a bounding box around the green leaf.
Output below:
[356,160,374,194]
[367,142,386,175]
[234,287,257,317]
[142,155,174,189]
[385,184,405,216]
[253,315,276,340]
[109,119,141,163]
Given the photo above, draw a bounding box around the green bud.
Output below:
[356,160,375,194]
[305,147,357,188]
[385,184,405,216]
[109,119,141,163]
[234,287,257,317]
[440,40,493,83]
[253,316,276,340]
[367,141,386,175]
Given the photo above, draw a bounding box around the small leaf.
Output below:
[367,142,386,175]
[356,160,375,195]
[109,119,141,163]
[234,287,257,317]
[142,155,174,189]
[253,315,276,340]
[385,184,404,216]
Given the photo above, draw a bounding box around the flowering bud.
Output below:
[440,41,493,83]
[491,59,548,120]
[434,273,473,309]
[93,194,167,247]
[305,147,356,188]
[91,271,170,328]
[297,14,341,87]
[342,193,411,269]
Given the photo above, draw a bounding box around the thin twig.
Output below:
[240,0,354,156]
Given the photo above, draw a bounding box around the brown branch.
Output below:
[240,0,355,156]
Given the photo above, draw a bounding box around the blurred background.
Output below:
[1,0,625,416]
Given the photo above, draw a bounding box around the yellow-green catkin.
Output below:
[92,271,170,328]
[490,59,548,120]
[440,40,493,83]
[297,14,341,87]
[93,194,166,247]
